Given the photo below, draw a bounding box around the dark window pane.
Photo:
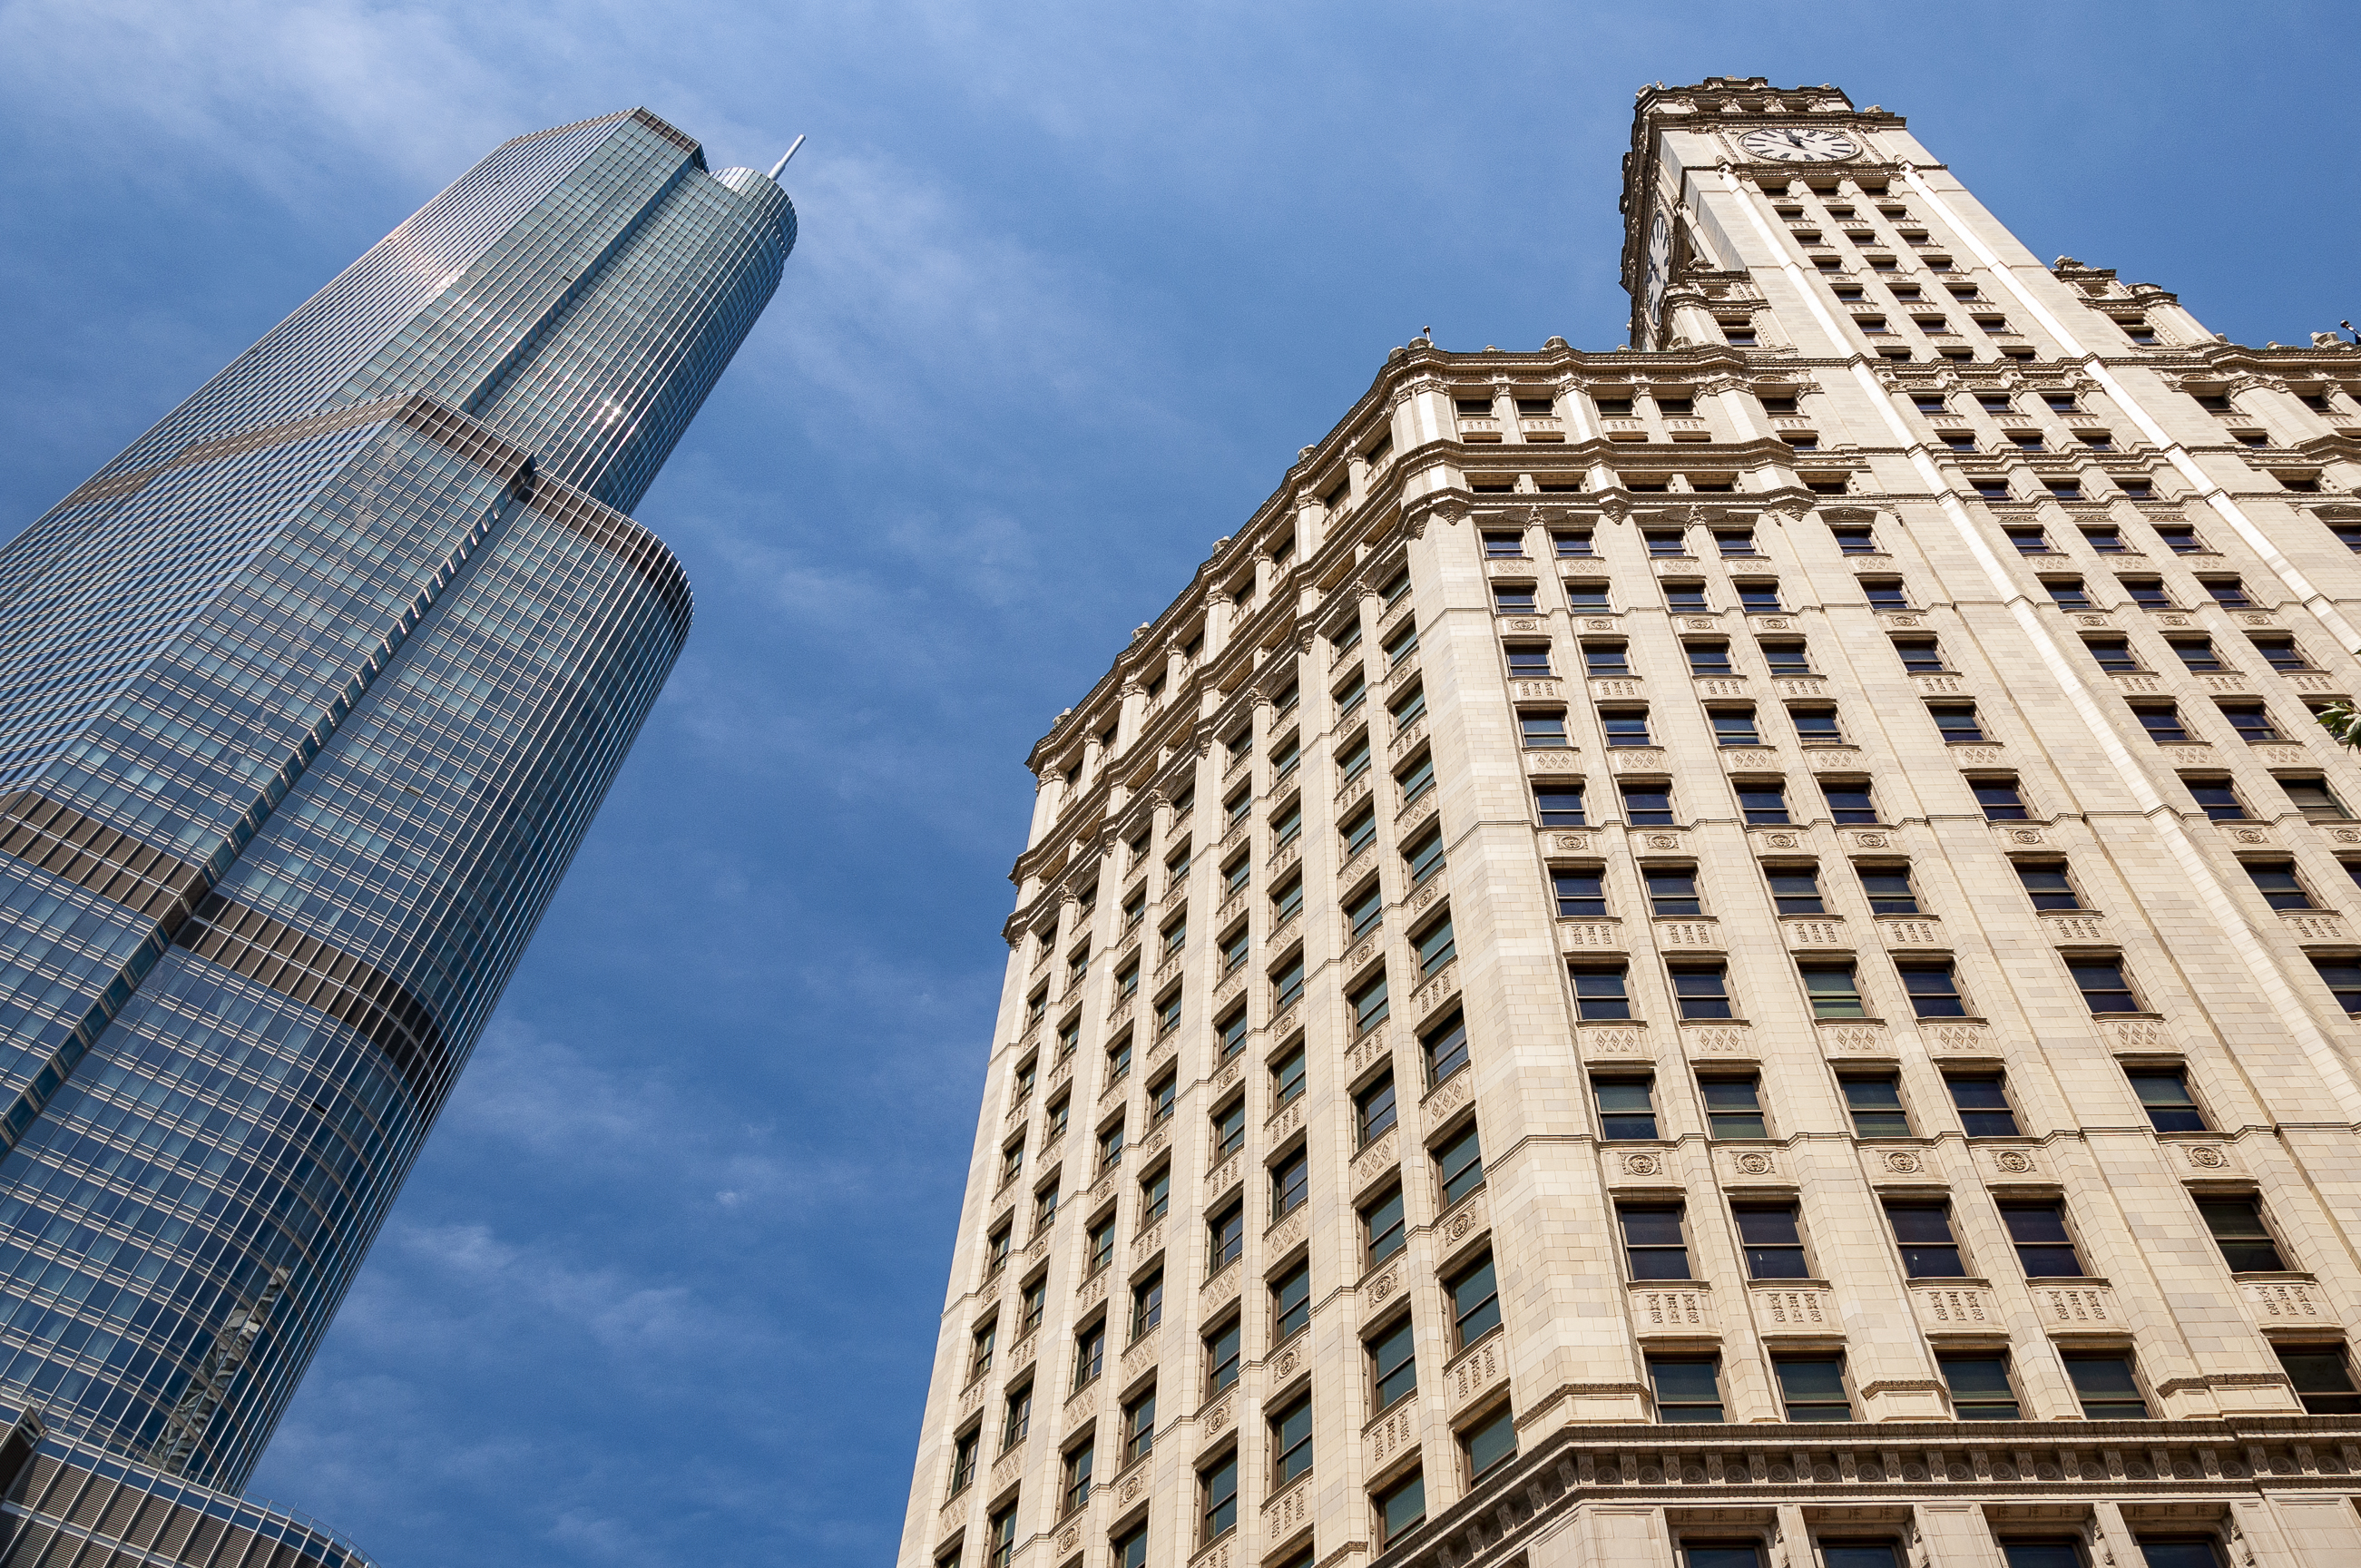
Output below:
[2064,1353,2148,1417]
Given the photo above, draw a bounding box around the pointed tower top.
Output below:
[768,135,807,181]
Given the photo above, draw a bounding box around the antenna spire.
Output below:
[768,135,807,181]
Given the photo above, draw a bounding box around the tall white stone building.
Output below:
[897,79,2361,1568]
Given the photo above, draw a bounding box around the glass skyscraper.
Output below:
[0,108,790,1563]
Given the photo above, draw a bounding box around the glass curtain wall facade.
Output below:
[0,103,789,1542]
[902,78,2361,1568]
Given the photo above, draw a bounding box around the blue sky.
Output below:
[0,2,2355,1563]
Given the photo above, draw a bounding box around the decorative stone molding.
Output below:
[1351,1126,1399,1190]
[1631,1284,1713,1332]
[1750,1285,1831,1332]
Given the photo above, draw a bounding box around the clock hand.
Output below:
[1785,130,1805,147]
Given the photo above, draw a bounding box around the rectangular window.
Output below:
[1519,710,1568,749]
[2221,703,2282,743]
[1200,1455,1238,1543]
[1712,708,1762,747]
[1338,732,1371,783]
[1063,1436,1094,1514]
[1351,970,1390,1034]
[1970,777,2028,820]
[2013,860,2083,910]
[1270,1150,1308,1220]
[1004,1378,1034,1447]
[1369,1318,1417,1411]
[2313,957,2361,1014]
[1435,1123,1485,1206]
[2135,705,2189,743]
[1363,1188,1406,1266]
[1940,1354,2020,1419]
[1356,1072,1396,1145]
[1572,964,1631,1021]
[1717,529,1758,556]
[1209,1200,1244,1270]
[2121,576,2172,610]
[1646,527,1689,557]
[2204,578,2252,608]
[1270,1046,1305,1108]
[1802,961,1866,1018]
[1073,1320,1105,1391]
[2282,778,2352,820]
[2199,1195,2287,1272]
[1389,684,1426,734]
[1553,867,1606,917]
[1404,825,1445,885]
[1505,644,1552,678]
[1664,581,1709,612]
[1448,1253,1501,1348]
[1947,1073,2022,1136]
[1831,525,1878,555]
[1670,963,1734,1020]
[2120,1068,2205,1134]
[2063,1353,2148,1417]
[2277,1345,2361,1415]
[1218,1005,1248,1060]
[2001,1201,2086,1277]
[1844,1075,1912,1137]
[1621,782,1675,825]
[1089,1214,1118,1271]
[1899,960,1967,1018]
[1483,530,1526,558]
[2246,861,2313,909]
[950,1428,979,1494]
[1886,1202,1966,1278]
[2249,636,2312,671]
[1493,583,1537,613]
[1141,1167,1170,1222]
[1123,1387,1156,1465]
[1646,866,1701,916]
[1269,1394,1313,1485]
[1619,1203,1690,1280]
[988,1505,1018,1568]
[1894,637,1944,672]
[1272,1261,1312,1340]
[1375,1471,1425,1549]
[1775,1357,1852,1421]
[1649,1357,1724,1422]
[2069,958,2138,1014]
[1582,642,1630,675]
[1822,780,1877,823]
[1564,578,1612,609]
[1554,530,1595,557]
[2186,778,2247,819]
[1422,1008,1469,1085]
[1205,1319,1240,1394]
[2170,638,2223,672]
[1346,881,1384,941]
[1735,580,1782,613]
[2046,578,2092,610]
[1863,578,1909,610]
[1341,805,1377,858]
[1272,874,1303,924]
[2086,637,2139,671]
[1687,641,1732,675]
[1700,1074,1766,1138]
[2009,526,2054,555]
[1736,1203,1809,1279]
[1271,953,1306,1011]
[1738,780,1790,825]
[1461,1405,1517,1485]
[1602,708,1652,747]
[1594,1076,1658,1139]
[1929,704,1985,743]
[1790,707,1845,745]
[1768,863,1823,914]
[1534,781,1586,828]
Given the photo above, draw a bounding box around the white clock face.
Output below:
[1739,126,1860,163]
